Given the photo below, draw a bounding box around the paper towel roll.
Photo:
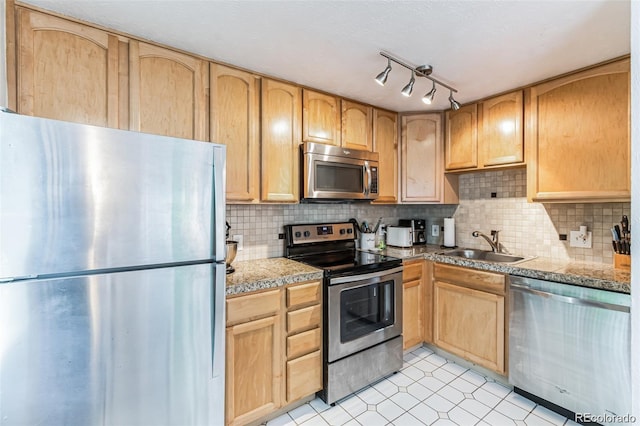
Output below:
[444,218,456,248]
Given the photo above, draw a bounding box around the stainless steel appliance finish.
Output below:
[399,219,427,245]
[284,221,403,405]
[0,113,227,426]
[302,142,379,201]
[509,276,631,419]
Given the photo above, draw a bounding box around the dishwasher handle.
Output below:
[510,283,630,313]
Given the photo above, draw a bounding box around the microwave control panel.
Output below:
[370,166,378,194]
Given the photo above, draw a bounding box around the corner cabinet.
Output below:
[15,8,126,128]
[341,100,373,151]
[302,89,341,146]
[261,79,302,202]
[433,263,506,375]
[372,108,399,203]
[210,64,261,202]
[527,58,630,202]
[129,40,208,140]
[401,114,458,204]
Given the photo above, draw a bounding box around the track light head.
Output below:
[401,72,415,97]
[375,59,392,86]
[422,82,437,105]
[449,91,461,110]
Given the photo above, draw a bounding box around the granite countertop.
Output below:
[370,246,630,294]
[225,258,323,296]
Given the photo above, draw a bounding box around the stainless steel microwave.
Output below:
[302,142,379,201]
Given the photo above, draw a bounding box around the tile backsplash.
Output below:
[227,168,630,264]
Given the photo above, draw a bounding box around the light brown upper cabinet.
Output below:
[15,8,127,128]
[341,100,373,151]
[481,90,524,167]
[445,104,477,170]
[261,79,302,202]
[129,41,208,140]
[372,108,398,203]
[527,58,630,202]
[302,90,341,146]
[210,64,261,203]
[401,113,458,204]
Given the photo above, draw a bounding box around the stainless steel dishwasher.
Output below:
[509,276,631,419]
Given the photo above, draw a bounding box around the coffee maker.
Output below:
[398,219,426,245]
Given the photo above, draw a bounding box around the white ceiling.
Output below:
[21,0,630,112]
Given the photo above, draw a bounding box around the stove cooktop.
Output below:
[290,249,401,277]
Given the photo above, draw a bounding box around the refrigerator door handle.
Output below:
[212,263,226,380]
[212,146,227,262]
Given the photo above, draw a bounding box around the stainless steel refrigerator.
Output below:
[0,112,226,425]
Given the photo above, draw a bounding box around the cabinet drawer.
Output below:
[434,263,505,294]
[226,289,281,326]
[287,304,321,334]
[287,327,321,359]
[403,260,423,282]
[287,280,321,309]
[286,350,322,402]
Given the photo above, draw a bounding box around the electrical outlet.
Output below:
[232,234,243,251]
[431,225,440,237]
[569,230,592,248]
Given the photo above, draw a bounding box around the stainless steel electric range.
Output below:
[284,221,404,405]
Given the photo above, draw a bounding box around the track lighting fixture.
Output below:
[374,51,459,108]
[401,71,415,97]
[449,90,461,110]
[422,81,436,105]
[375,58,392,86]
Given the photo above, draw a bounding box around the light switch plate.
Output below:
[569,230,592,248]
[431,225,440,237]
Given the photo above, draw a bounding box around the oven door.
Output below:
[327,266,403,363]
[303,151,378,200]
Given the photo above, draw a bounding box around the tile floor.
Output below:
[266,346,580,426]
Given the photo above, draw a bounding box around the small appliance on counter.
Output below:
[386,226,413,248]
[398,219,426,245]
[225,221,238,274]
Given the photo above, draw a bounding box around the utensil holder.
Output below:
[359,233,376,250]
[613,253,630,271]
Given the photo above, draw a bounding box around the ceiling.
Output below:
[20,0,631,112]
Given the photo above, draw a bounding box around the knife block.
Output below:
[613,253,631,271]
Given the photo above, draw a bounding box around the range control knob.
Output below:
[303,231,311,237]
[347,229,353,234]
[340,229,346,235]
[294,231,301,238]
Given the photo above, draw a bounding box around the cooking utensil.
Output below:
[614,225,622,241]
[372,217,382,233]
[349,218,361,234]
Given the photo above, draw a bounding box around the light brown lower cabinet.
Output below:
[225,281,322,425]
[402,259,425,350]
[432,263,506,375]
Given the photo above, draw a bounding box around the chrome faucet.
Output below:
[472,230,509,253]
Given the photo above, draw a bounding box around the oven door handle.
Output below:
[329,266,404,285]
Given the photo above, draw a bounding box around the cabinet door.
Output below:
[373,108,398,204]
[401,113,443,202]
[481,91,524,166]
[445,104,477,170]
[129,40,208,140]
[402,260,424,350]
[210,64,260,202]
[341,100,373,151]
[261,79,301,202]
[226,315,282,426]
[16,8,125,128]
[302,90,340,146]
[434,281,505,374]
[527,59,630,202]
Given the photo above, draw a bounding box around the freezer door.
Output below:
[0,264,222,426]
[0,113,227,278]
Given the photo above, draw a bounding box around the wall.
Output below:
[226,203,456,261]
[630,0,639,420]
[229,168,629,264]
[454,169,629,262]
[0,0,7,107]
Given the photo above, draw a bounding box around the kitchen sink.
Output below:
[442,248,530,264]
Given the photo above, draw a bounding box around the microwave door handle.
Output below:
[364,161,371,195]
